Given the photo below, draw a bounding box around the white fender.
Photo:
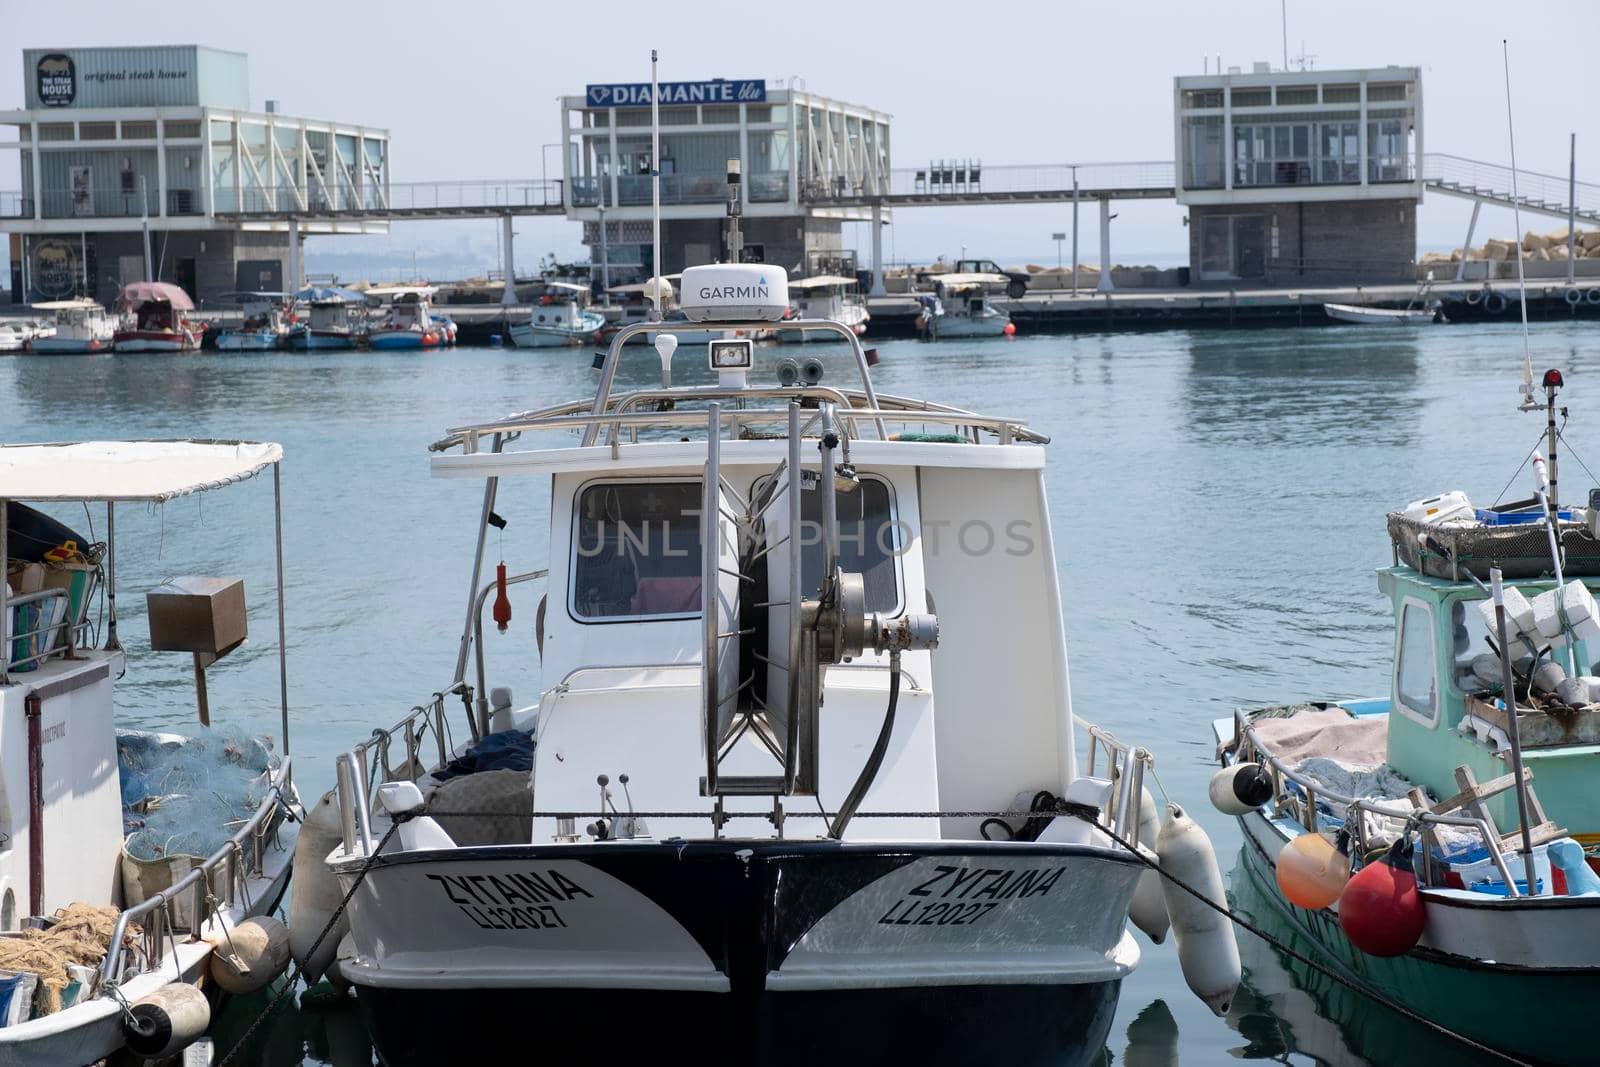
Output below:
[289,789,349,984]
[1209,763,1272,816]
[1128,787,1170,943]
[1155,803,1240,1016]
[375,781,455,851]
[208,915,292,994]
[123,982,209,1058]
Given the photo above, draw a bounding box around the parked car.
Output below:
[919,259,1028,299]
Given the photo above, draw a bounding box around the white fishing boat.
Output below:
[286,287,368,351]
[1323,274,1444,326]
[294,261,1238,1066]
[509,283,607,348]
[776,274,870,343]
[0,440,301,1066]
[214,292,291,352]
[916,274,1015,339]
[365,287,448,351]
[112,282,205,353]
[25,301,114,356]
[0,322,40,354]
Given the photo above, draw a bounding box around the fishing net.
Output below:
[0,903,137,1016]
[119,727,278,862]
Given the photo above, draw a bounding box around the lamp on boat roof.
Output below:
[654,332,678,388]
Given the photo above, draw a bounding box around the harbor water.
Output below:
[2,320,1591,1064]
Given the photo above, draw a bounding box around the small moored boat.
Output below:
[1211,370,1600,1066]
[27,300,115,355]
[0,440,302,1065]
[916,274,1015,339]
[285,286,368,351]
[365,287,447,351]
[1324,275,1444,326]
[112,282,204,353]
[300,261,1238,1066]
[509,282,606,348]
[776,274,869,343]
[214,292,291,352]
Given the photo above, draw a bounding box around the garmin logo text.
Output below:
[699,283,769,301]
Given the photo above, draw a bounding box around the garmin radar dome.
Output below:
[679,264,789,322]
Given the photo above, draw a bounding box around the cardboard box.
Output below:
[146,576,246,654]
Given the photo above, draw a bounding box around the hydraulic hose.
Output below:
[828,652,901,839]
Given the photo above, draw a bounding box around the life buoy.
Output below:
[1465,288,1484,306]
[1485,291,1507,314]
[1587,288,1600,306]
[1566,288,1583,306]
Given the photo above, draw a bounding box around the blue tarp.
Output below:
[434,728,535,781]
[295,286,366,304]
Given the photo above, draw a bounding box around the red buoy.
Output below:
[492,561,512,632]
[1338,840,1426,957]
[1002,322,1017,336]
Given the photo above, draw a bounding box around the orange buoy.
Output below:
[1002,322,1017,336]
[492,561,512,632]
[1276,831,1349,910]
[1338,839,1426,956]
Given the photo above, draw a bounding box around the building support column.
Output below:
[870,201,886,296]
[500,214,517,306]
[1096,198,1114,293]
[1071,170,1080,295]
[1455,201,1481,282]
[287,217,301,294]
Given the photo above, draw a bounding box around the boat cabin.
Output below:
[34,299,108,334]
[433,296,1082,845]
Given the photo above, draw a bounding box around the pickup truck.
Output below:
[918,259,1029,299]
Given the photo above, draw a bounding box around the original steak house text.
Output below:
[427,869,593,931]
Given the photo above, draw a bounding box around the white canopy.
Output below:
[0,440,283,502]
[933,273,1009,289]
[791,275,859,290]
[31,299,103,311]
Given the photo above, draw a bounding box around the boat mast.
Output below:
[650,49,662,321]
[1502,40,1536,412]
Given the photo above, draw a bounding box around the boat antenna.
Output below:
[649,48,662,321]
[1502,39,1536,411]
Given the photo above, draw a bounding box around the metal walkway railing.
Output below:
[1422,153,1600,226]
[2,153,1594,223]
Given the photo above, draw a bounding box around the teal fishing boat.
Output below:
[1210,369,1600,1066]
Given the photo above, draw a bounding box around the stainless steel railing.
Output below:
[1228,707,1524,895]
[99,759,294,986]
[4,589,95,673]
[472,569,548,736]
[1075,716,1154,843]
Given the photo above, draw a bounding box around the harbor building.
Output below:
[558,79,889,280]
[2,45,389,304]
[1174,65,1422,284]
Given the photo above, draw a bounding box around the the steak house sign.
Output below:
[35,52,193,109]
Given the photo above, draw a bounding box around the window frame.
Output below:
[1393,595,1440,727]
[567,476,707,626]
[749,471,906,619]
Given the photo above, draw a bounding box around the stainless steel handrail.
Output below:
[1073,716,1153,841]
[1230,708,1523,894]
[586,319,885,445]
[435,407,1037,453]
[99,758,293,985]
[472,568,549,736]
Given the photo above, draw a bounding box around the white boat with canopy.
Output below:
[298,262,1238,1065]
[917,273,1015,339]
[26,302,114,356]
[776,275,870,343]
[509,282,607,348]
[0,440,301,1066]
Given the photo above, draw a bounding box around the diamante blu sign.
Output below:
[585,79,766,109]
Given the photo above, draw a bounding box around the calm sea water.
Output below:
[3,319,1594,1064]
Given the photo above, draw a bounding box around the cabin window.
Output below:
[570,481,703,622]
[1396,599,1438,724]
[800,476,901,614]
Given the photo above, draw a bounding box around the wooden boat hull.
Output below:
[286,328,357,351]
[368,330,442,351]
[926,312,1011,339]
[336,838,1141,1066]
[112,330,201,353]
[215,329,283,351]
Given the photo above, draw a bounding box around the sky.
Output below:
[2,0,1597,277]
